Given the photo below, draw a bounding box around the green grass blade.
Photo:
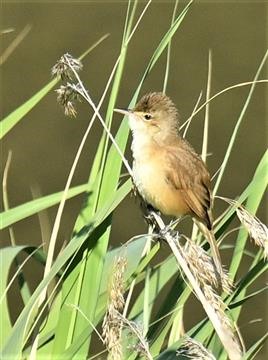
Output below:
[53,13,138,356]
[215,150,267,235]
[229,150,268,278]
[162,1,179,93]
[138,0,193,89]
[60,237,148,359]
[0,79,57,139]
[52,121,133,356]
[129,256,177,320]
[0,181,130,359]
[213,49,268,195]
[231,260,268,303]
[242,332,268,359]
[0,246,33,348]
[149,286,190,356]
[69,5,138,352]
[229,286,268,309]
[1,183,88,230]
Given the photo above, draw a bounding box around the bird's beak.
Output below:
[113,108,132,116]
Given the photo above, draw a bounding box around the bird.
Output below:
[114,92,223,282]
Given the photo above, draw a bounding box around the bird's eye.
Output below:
[144,114,152,121]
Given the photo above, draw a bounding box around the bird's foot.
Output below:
[159,225,180,240]
[143,205,162,231]
[144,211,158,228]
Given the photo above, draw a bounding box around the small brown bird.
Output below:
[114,92,222,279]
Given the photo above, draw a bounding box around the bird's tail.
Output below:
[195,221,223,291]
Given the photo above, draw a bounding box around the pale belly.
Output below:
[133,159,189,217]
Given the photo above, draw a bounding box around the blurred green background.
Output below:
[1,0,267,356]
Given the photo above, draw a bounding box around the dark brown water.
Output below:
[1,0,267,357]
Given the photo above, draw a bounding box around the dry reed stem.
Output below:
[181,79,268,131]
[151,212,242,360]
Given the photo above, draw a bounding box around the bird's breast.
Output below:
[132,151,190,217]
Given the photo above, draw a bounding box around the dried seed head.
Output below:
[55,83,82,117]
[184,239,233,294]
[102,256,153,360]
[236,206,268,258]
[183,239,235,339]
[102,256,127,360]
[56,83,82,104]
[177,337,216,359]
[218,197,268,259]
[118,316,152,360]
[51,53,82,80]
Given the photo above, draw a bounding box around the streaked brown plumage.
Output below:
[114,92,222,280]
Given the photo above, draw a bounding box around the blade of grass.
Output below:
[0,79,57,140]
[1,183,88,230]
[229,150,268,278]
[181,79,268,130]
[242,331,268,359]
[1,180,131,359]
[2,151,32,306]
[229,286,268,309]
[162,0,179,93]
[182,90,203,138]
[149,286,190,356]
[0,24,32,65]
[215,150,267,235]
[53,1,192,356]
[53,3,140,356]
[213,50,268,196]
[52,0,150,351]
[0,245,35,348]
[201,49,212,163]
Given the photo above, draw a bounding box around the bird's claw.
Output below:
[159,226,180,240]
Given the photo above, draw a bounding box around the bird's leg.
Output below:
[144,205,181,241]
[143,203,161,232]
[137,193,180,242]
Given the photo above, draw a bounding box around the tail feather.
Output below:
[195,220,223,290]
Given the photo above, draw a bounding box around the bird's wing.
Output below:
[164,141,213,228]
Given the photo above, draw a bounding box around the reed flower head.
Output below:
[102,256,127,360]
[183,238,233,330]
[55,83,82,117]
[236,205,268,258]
[184,238,232,294]
[217,197,268,259]
[51,53,82,80]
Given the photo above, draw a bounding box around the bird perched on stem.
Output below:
[114,92,223,286]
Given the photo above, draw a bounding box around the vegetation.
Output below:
[1,1,267,359]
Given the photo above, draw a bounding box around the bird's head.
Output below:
[114,92,180,141]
